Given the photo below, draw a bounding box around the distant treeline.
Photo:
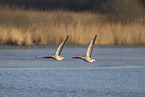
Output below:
[0,0,145,23]
[0,0,106,11]
[0,0,144,12]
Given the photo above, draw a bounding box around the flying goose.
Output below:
[39,35,69,60]
[72,35,97,63]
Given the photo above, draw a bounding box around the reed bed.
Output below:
[0,8,145,45]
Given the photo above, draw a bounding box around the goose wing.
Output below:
[85,35,97,57]
[55,35,69,56]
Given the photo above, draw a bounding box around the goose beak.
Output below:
[92,60,96,63]
[62,57,64,60]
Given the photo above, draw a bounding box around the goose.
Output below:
[39,35,69,60]
[72,35,97,63]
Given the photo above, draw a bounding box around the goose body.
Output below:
[72,35,97,63]
[41,35,69,61]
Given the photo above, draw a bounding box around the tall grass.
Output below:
[0,7,145,45]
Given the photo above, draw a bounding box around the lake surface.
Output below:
[0,45,145,97]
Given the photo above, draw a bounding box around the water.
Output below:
[0,45,145,97]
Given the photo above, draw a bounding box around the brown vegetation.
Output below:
[0,0,145,45]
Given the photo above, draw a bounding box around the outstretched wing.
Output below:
[55,35,69,56]
[85,35,97,57]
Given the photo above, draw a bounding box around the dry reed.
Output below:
[0,8,145,45]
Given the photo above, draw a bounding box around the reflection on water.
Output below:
[0,44,145,49]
